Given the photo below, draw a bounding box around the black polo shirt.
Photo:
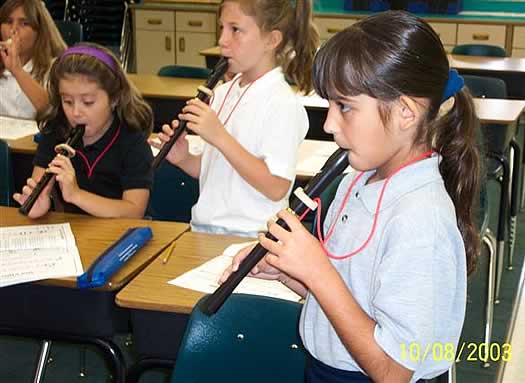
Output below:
[34,116,153,214]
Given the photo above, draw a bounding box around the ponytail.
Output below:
[433,89,481,275]
[283,0,319,93]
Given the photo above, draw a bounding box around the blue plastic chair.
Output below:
[158,65,211,79]
[147,162,199,222]
[452,44,506,57]
[55,20,83,47]
[0,140,14,207]
[170,294,305,383]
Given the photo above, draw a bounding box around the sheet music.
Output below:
[0,115,38,140]
[0,223,83,288]
[168,241,301,302]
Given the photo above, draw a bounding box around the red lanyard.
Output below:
[76,125,121,179]
[215,74,259,127]
[315,150,436,260]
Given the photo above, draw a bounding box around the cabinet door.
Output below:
[513,26,525,49]
[314,17,357,43]
[429,22,457,49]
[136,30,176,74]
[176,32,216,67]
[511,48,525,58]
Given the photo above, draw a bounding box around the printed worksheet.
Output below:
[168,241,301,302]
[0,115,38,140]
[0,223,83,287]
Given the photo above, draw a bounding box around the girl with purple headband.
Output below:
[0,0,66,118]
[221,11,481,383]
[14,42,154,219]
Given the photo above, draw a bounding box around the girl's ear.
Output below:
[396,95,420,131]
[266,29,283,51]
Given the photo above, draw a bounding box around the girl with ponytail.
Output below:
[221,10,480,383]
[152,0,319,237]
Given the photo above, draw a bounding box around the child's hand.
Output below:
[12,177,52,218]
[149,120,190,165]
[0,34,23,73]
[258,209,331,286]
[219,242,284,284]
[179,98,226,147]
[47,155,80,204]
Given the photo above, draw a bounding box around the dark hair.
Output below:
[38,43,153,138]
[221,0,319,93]
[0,0,66,81]
[313,11,480,275]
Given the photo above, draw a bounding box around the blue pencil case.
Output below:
[77,226,153,289]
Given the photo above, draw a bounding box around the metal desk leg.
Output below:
[33,340,52,383]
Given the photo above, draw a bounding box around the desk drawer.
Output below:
[176,11,216,33]
[457,24,505,48]
[314,17,357,41]
[135,10,175,31]
[513,26,525,49]
[429,22,457,46]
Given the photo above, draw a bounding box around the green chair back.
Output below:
[170,294,305,383]
[452,44,506,57]
[158,65,211,79]
[55,20,83,47]
[147,161,199,222]
[0,140,14,207]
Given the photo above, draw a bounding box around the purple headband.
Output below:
[60,46,118,73]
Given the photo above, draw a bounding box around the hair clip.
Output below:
[438,96,455,118]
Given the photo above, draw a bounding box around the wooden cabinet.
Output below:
[429,22,457,52]
[175,11,216,67]
[314,17,358,43]
[457,23,506,49]
[134,8,217,74]
[512,26,525,57]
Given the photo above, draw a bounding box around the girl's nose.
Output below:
[323,106,339,135]
[218,30,229,48]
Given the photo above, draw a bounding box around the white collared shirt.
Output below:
[300,156,467,382]
[191,67,309,237]
[0,60,37,119]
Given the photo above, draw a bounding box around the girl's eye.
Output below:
[337,102,351,113]
[62,99,72,105]
[232,26,240,33]
[83,101,94,106]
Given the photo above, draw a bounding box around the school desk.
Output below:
[115,231,250,381]
[0,206,189,382]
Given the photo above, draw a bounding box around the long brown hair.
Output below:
[221,0,319,93]
[38,43,153,138]
[0,0,66,81]
[313,11,480,275]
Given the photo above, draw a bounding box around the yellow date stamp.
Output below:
[400,342,512,363]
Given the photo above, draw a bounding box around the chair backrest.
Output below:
[158,65,211,79]
[452,44,506,57]
[55,20,83,47]
[147,162,199,222]
[0,140,15,207]
[170,294,305,383]
[462,74,513,154]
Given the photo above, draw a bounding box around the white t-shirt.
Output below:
[191,67,309,237]
[0,60,37,119]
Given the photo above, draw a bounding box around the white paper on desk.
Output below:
[168,241,301,302]
[0,223,83,288]
[0,115,38,140]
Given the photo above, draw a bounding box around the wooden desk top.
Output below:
[449,54,525,74]
[474,98,525,124]
[116,231,250,313]
[0,206,189,290]
[199,48,525,75]
[6,133,37,154]
[128,73,204,99]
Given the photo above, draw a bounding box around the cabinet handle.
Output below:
[188,20,203,27]
[165,36,171,51]
[147,18,162,25]
[472,33,489,41]
[179,37,185,52]
[327,28,343,34]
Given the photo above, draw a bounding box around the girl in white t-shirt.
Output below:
[0,0,66,118]
[151,0,319,237]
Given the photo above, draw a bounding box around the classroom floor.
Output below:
[1,155,525,383]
